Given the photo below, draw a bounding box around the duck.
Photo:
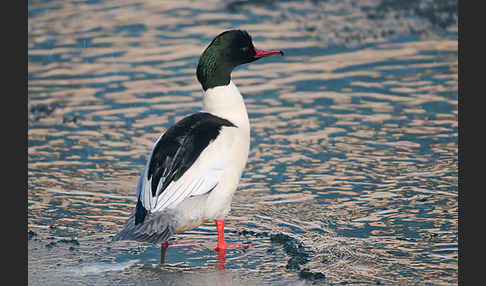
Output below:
[113,30,283,261]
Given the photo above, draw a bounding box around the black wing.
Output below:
[135,112,235,225]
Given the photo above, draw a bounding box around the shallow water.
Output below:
[28,0,457,284]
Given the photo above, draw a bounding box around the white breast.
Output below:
[201,81,251,219]
[203,81,250,131]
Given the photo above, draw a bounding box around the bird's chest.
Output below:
[202,126,250,219]
[220,124,250,172]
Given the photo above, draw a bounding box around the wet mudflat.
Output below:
[28,0,457,284]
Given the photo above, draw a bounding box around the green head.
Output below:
[196,30,283,91]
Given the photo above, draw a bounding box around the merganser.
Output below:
[113,30,283,261]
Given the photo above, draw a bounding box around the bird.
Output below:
[113,30,283,262]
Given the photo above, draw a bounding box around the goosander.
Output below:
[113,30,283,258]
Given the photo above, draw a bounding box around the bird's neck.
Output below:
[202,81,249,129]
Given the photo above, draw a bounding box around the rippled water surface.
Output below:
[28,0,458,284]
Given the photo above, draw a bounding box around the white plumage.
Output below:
[113,30,282,255]
[136,80,249,219]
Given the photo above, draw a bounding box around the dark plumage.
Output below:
[114,208,180,244]
[135,112,236,225]
[197,30,258,91]
[147,112,236,197]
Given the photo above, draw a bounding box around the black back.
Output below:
[135,112,236,225]
[150,112,235,192]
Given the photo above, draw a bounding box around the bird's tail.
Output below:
[113,209,179,245]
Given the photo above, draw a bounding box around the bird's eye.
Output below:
[240,46,249,53]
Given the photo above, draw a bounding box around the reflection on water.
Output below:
[29,0,457,285]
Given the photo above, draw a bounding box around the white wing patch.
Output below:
[137,126,234,213]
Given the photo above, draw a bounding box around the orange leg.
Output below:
[214,220,228,270]
[214,220,227,251]
[213,220,253,251]
[161,241,169,264]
